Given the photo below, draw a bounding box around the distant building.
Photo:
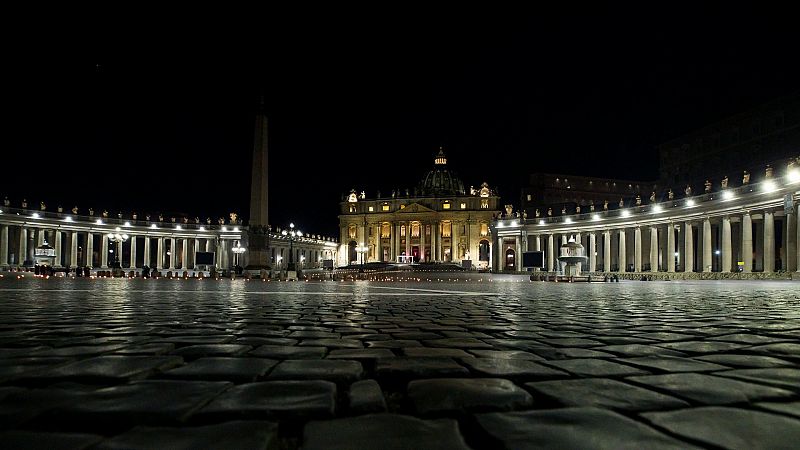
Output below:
[338,148,501,268]
[658,91,800,187]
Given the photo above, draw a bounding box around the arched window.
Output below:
[348,224,357,239]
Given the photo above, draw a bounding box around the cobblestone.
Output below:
[0,278,799,448]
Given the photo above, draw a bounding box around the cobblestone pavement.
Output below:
[1,276,799,449]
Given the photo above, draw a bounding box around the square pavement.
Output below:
[0,277,799,448]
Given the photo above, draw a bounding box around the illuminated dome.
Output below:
[418,148,466,196]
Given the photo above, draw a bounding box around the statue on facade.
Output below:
[88,208,94,216]
[21,199,27,209]
[667,189,674,200]
[72,206,78,214]
[576,205,581,213]
[132,212,138,220]
[145,214,151,221]
[218,217,225,225]
[535,209,540,218]
[470,185,476,195]
[685,185,692,196]
[635,195,642,206]
[765,165,773,178]
[405,188,410,197]
[547,208,553,216]
[523,210,528,219]
[194,216,200,224]
[360,191,366,199]
[742,171,750,185]
[3,197,8,207]
[505,204,514,216]
[102,210,109,218]
[650,191,656,203]
[391,190,396,198]
[561,206,567,215]
[117,212,123,219]
[603,200,609,210]
[206,217,212,225]
[183,217,189,224]
[159,214,164,222]
[57,206,63,213]
[170,217,176,223]
[40,201,46,211]
[590,204,595,212]
[721,176,729,189]
[618,198,624,208]
[704,180,712,193]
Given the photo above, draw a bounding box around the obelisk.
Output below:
[246,101,271,270]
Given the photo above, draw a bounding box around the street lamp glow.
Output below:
[652,204,662,213]
[564,218,572,224]
[715,249,721,255]
[592,214,600,221]
[789,169,800,183]
[222,226,228,232]
[722,190,735,201]
[762,179,777,193]
[686,199,696,207]
[32,213,40,219]
[123,221,131,227]
[96,219,103,225]
[150,223,158,229]
[620,209,630,218]
[199,226,205,231]
[538,220,545,225]
[233,227,239,232]
[176,225,182,230]
[64,216,73,222]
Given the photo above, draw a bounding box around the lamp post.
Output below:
[106,228,129,276]
[281,222,302,271]
[231,240,246,274]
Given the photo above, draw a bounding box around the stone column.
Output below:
[394,223,401,261]
[495,235,503,271]
[86,232,93,267]
[182,238,189,270]
[547,234,555,271]
[157,237,164,270]
[797,206,800,272]
[703,218,712,272]
[603,231,611,272]
[786,211,797,272]
[54,231,62,267]
[193,239,200,269]
[405,223,411,258]
[634,227,642,272]
[37,229,45,246]
[420,224,426,262]
[650,227,658,271]
[70,231,78,267]
[666,223,675,272]
[169,238,177,270]
[452,221,460,261]
[618,229,626,272]
[18,228,27,266]
[721,216,732,272]
[376,224,383,262]
[742,213,752,272]
[534,235,541,251]
[588,232,596,272]
[436,222,443,262]
[389,222,396,262]
[0,225,7,266]
[130,237,137,269]
[515,235,522,272]
[684,222,694,273]
[764,210,775,273]
[100,234,109,268]
[144,237,151,268]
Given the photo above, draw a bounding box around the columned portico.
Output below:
[588,232,596,272]
[764,210,775,273]
[634,227,642,272]
[721,216,732,272]
[684,221,694,273]
[666,222,675,273]
[702,219,712,273]
[649,227,658,271]
[742,213,753,272]
[618,229,626,272]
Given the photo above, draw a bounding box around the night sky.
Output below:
[5,6,800,237]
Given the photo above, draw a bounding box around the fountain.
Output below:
[558,235,588,277]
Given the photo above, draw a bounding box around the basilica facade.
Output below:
[337,149,500,268]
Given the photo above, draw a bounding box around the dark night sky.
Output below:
[4,6,800,237]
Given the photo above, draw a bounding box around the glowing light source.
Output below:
[199,226,205,231]
[762,180,777,193]
[652,204,662,213]
[620,209,630,218]
[686,199,696,207]
[150,224,158,229]
[789,169,800,183]
[715,249,721,255]
[222,226,228,232]
[124,221,131,227]
[564,218,572,224]
[32,213,40,218]
[538,220,545,225]
[176,225,182,230]
[592,214,600,221]
[96,219,103,225]
[722,190,735,201]
[64,216,73,222]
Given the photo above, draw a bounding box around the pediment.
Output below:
[396,202,436,213]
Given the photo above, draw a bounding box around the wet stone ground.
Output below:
[0,276,799,449]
